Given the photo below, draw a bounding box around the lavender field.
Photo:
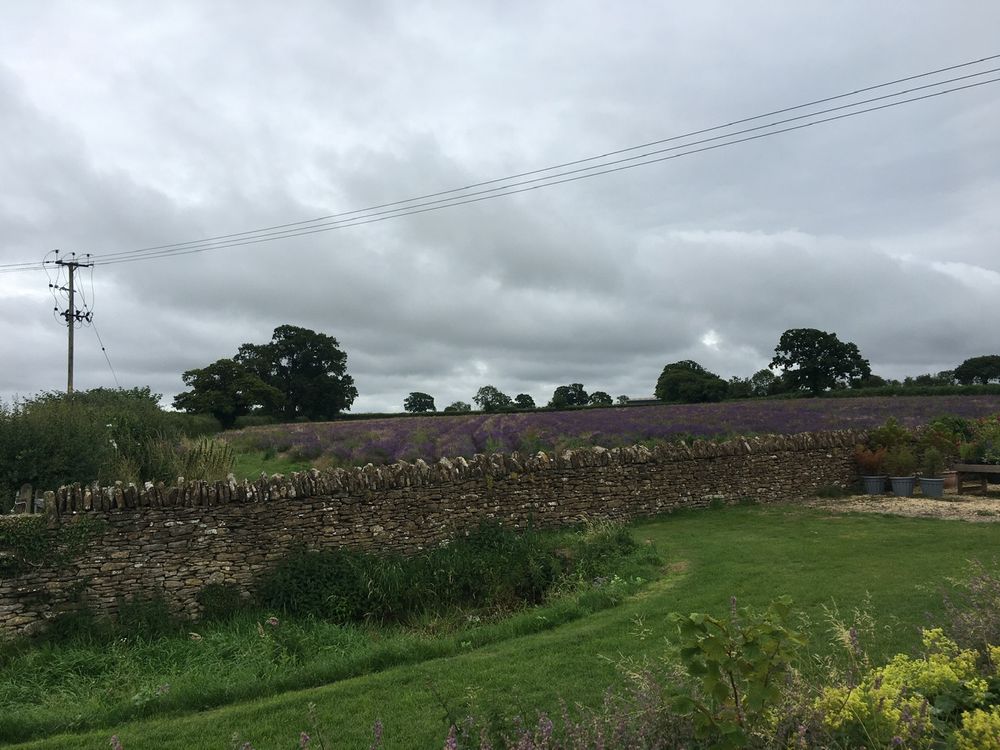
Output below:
[224,395,1000,468]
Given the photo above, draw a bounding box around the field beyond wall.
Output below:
[226,395,1000,471]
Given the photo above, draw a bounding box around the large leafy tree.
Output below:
[770,328,870,395]
[954,355,1000,385]
[235,325,358,420]
[588,390,613,407]
[403,392,436,413]
[548,383,589,408]
[655,361,728,403]
[173,358,282,428]
[514,393,536,409]
[473,386,512,412]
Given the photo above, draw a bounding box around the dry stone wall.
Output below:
[0,430,863,638]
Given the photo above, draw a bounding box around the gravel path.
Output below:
[809,491,1000,522]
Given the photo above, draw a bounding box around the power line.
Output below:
[92,322,121,388]
[0,53,997,273]
[86,52,1000,260]
[81,74,1000,267]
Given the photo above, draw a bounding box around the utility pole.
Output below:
[53,252,93,394]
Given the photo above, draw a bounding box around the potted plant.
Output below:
[919,447,945,499]
[854,444,887,495]
[883,445,917,497]
[958,441,983,464]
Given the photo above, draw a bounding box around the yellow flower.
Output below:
[955,706,1000,750]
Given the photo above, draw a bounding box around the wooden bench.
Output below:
[954,463,1000,493]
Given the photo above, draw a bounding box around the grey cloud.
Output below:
[2,1,999,410]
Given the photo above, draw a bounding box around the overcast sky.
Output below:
[1,1,999,412]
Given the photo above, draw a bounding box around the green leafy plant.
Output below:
[255,523,646,625]
[196,583,246,621]
[867,416,912,451]
[667,596,806,749]
[0,515,107,576]
[921,446,946,478]
[959,441,983,463]
[883,445,918,477]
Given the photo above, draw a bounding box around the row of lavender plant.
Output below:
[225,395,1000,468]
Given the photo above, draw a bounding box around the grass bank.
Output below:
[6,504,1000,749]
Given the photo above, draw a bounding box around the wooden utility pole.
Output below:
[54,254,93,394]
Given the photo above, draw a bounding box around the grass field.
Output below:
[6,504,1000,749]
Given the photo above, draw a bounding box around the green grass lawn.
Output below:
[230,450,317,479]
[6,504,1000,749]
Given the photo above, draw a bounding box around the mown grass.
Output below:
[6,504,1000,749]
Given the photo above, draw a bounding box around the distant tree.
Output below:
[473,386,512,412]
[749,369,779,397]
[548,383,589,409]
[588,391,613,407]
[852,374,889,389]
[403,392,436,413]
[904,370,955,386]
[235,325,357,420]
[514,393,536,409]
[954,355,1000,385]
[616,395,630,406]
[443,401,472,413]
[655,361,728,403]
[726,376,753,399]
[173,358,283,428]
[770,328,871,396]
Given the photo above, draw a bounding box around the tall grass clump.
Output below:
[0,388,223,505]
[256,522,642,624]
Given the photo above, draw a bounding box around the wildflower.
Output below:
[444,725,458,750]
[299,731,310,748]
[109,736,124,750]
[266,616,280,627]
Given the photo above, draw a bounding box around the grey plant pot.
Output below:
[920,477,945,498]
[890,476,916,497]
[861,475,887,495]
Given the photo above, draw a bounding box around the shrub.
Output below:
[854,444,886,474]
[196,583,246,621]
[884,445,918,477]
[942,559,1000,661]
[255,523,645,624]
[867,416,912,451]
[668,596,805,747]
[921,446,945,478]
[0,388,225,500]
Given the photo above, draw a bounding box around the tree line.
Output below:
[403,384,622,414]
[655,329,1000,404]
[171,324,1000,423]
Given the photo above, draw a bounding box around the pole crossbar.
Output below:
[54,255,94,394]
